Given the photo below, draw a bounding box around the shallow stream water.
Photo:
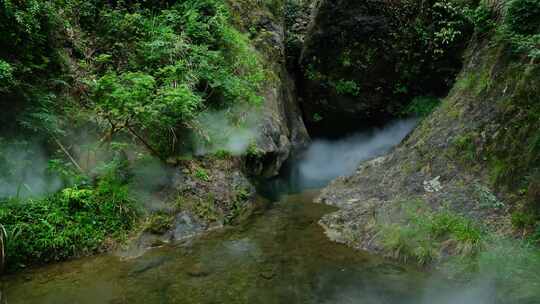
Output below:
[0,191,444,304]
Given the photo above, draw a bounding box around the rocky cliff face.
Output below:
[316,11,540,256]
[298,0,471,136]
[228,0,310,177]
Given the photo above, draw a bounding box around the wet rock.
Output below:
[228,0,310,177]
[171,212,207,242]
[129,256,171,276]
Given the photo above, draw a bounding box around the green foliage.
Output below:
[246,142,263,157]
[193,196,219,222]
[466,3,497,34]
[86,0,265,157]
[381,201,484,265]
[511,211,537,229]
[1,0,265,156]
[312,113,323,122]
[506,32,540,60]
[0,60,13,91]
[474,183,505,209]
[0,165,139,271]
[213,149,232,159]
[505,0,540,36]
[475,0,540,60]
[332,79,360,96]
[194,168,210,181]
[404,96,441,117]
[225,186,252,224]
[0,0,68,134]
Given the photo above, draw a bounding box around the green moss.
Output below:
[452,133,477,162]
[145,213,174,234]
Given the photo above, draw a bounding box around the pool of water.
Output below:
[1,191,442,304]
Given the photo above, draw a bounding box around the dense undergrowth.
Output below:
[0,0,266,272]
[0,162,138,271]
[0,0,265,157]
[297,0,475,131]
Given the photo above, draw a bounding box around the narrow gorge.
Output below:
[1,0,539,303]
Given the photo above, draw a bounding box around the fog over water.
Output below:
[282,118,418,191]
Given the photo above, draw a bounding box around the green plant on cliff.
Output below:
[505,0,540,35]
[332,79,360,96]
[381,201,484,265]
[403,96,441,118]
[0,0,267,270]
[491,0,540,59]
[87,0,265,158]
[467,3,497,35]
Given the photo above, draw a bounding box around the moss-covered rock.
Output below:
[227,0,310,177]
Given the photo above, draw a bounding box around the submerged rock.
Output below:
[171,212,207,242]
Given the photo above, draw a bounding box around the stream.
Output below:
[1,120,469,304]
[1,192,437,304]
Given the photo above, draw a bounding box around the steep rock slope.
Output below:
[316,7,540,254]
[229,0,310,177]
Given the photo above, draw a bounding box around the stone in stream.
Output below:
[128,256,172,276]
[171,212,207,242]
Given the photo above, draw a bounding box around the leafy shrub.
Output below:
[0,168,139,271]
[497,0,540,59]
[0,60,13,91]
[194,168,210,181]
[332,79,360,96]
[505,0,540,35]
[144,213,174,234]
[467,3,497,34]
[0,0,67,133]
[88,0,265,157]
